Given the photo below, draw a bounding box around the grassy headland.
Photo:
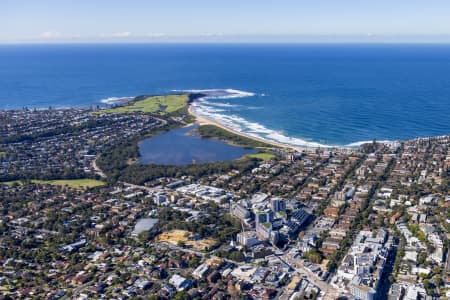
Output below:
[101,94,189,115]
[94,93,278,184]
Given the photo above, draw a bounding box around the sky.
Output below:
[2,0,450,43]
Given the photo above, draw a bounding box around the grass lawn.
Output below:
[0,152,6,157]
[101,94,188,114]
[1,179,106,189]
[197,124,275,148]
[245,152,276,161]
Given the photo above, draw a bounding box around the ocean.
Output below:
[1,43,450,147]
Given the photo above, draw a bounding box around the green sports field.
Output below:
[1,179,106,189]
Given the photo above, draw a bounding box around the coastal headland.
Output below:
[99,91,382,153]
[1,89,449,299]
[101,91,289,151]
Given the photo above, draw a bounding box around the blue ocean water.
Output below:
[0,44,450,146]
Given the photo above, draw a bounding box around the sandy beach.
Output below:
[188,104,308,152]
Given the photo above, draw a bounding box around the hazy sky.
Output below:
[2,0,450,43]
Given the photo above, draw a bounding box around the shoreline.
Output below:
[6,92,444,150]
[188,104,310,152]
[186,97,415,152]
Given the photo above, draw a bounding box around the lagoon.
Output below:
[139,125,256,165]
[3,44,450,146]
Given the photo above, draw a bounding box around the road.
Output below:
[91,116,167,179]
[161,240,339,299]
[87,113,341,297]
[270,248,338,299]
[9,224,59,235]
[92,158,106,178]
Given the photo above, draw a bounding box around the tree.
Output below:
[303,249,323,264]
[298,231,305,239]
[173,291,191,300]
[138,231,151,243]
[423,279,434,295]
[188,256,200,268]
[229,251,245,262]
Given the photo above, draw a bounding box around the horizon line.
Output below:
[3,33,450,45]
[2,41,450,45]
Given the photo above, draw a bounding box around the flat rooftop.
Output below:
[131,218,159,236]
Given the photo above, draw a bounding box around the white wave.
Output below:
[187,88,383,149]
[201,101,241,108]
[201,101,262,111]
[176,88,256,99]
[346,140,394,147]
[192,103,334,148]
[100,96,134,105]
[195,97,396,148]
[184,89,266,115]
[216,89,256,98]
[194,105,225,114]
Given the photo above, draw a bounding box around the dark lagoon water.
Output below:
[138,125,256,165]
[1,44,450,146]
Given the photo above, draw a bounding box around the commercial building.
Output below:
[237,231,259,247]
[291,209,310,227]
[230,203,251,221]
[271,198,286,212]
